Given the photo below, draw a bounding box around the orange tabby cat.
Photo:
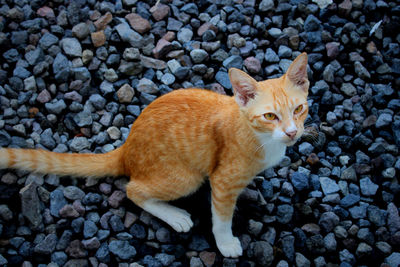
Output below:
[0,53,309,257]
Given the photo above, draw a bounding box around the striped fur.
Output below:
[0,148,124,178]
[0,53,309,258]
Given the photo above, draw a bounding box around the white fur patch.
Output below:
[212,205,243,258]
[142,199,193,232]
[255,132,287,170]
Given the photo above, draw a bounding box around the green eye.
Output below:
[294,105,303,114]
[264,113,277,121]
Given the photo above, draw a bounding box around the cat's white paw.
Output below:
[142,200,193,233]
[216,236,243,258]
[165,210,194,232]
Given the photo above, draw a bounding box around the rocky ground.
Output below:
[0,0,399,266]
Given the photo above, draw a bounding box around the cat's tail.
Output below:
[0,147,126,178]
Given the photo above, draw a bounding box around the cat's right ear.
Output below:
[229,68,258,107]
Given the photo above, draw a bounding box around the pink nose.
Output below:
[285,130,297,140]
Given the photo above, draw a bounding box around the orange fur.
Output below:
[0,53,310,258]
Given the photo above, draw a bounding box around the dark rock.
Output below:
[109,240,136,260]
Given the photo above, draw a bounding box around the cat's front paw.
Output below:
[216,236,243,258]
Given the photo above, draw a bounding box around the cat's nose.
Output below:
[285,130,297,139]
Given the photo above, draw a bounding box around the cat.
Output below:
[0,52,309,258]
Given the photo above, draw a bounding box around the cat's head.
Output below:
[229,52,309,146]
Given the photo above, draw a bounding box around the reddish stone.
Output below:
[94,12,112,31]
[362,115,377,128]
[29,107,39,118]
[338,0,352,17]
[306,153,320,166]
[197,23,218,36]
[244,57,261,73]
[199,251,216,267]
[162,31,175,42]
[152,38,174,59]
[326,42,340,59]
[125,13,151,34]
[37,6,55,20]
[366,41,377,54]
[91,31,106,47]
[150,3,170,21]
[37,89,52,103]
[108,190,126,208]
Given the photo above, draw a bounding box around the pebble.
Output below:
[0,1,398,266]
[109,240,136,260]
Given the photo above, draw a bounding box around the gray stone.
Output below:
[39,33,59,50]
[319,212,339,232]
[61,38,82,57]
[178,28,193,43]
[117,84,135,103]
[190,257,204,267]
[299,142,314,155]
[63,186,85,200]
[376,113,392,128]
[249,241,274,266]
[115,22,143,48]
[109,240,137,260]
[45,99,66,114]
[70,137,90,152]
[20,182,42,230]
[223,55,243,69]
[320,177,340,195]
[304,15,321,32]
[360,177,378,196]
[276,204,294,224]
[259,0,274,11]
[265,48,279,63]
[340,83,357,96]
[119,60,143,76]
[215,71,231,89]
[295,252,310,267]
[385,252,400,266]
[50,189,67,217]
[354,61,371,79]
[324,232,337,251]
[40,128,56,149]
[190,49,208,63]
[74,110,93,127]
[84,220,98,238]
[290,172,309,191]
[340,194,360,208]
[387,203,400,234]
[123,47,140,60]
[34,234,57,255]
[137,78,158,94]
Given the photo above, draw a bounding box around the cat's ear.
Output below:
[229,68,258,107]
[285,52,309,92]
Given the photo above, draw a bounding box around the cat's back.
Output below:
[135,88,234,123]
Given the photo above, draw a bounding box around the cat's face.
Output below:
[229,53,309,146]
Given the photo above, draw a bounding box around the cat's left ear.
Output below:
[285,52,309,92]
[229,68,258,107]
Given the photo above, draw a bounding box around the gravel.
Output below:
[0,0,399,266]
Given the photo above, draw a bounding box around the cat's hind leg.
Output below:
[126,180,194,232]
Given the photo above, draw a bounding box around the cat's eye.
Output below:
[264,113,277,121]
[294,105,303,114]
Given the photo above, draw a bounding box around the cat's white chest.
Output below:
[256,136,287,170]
